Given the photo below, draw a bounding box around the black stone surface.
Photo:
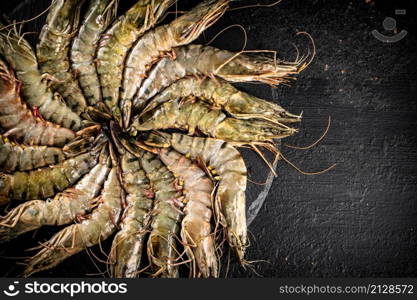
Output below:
[0,0,416,277]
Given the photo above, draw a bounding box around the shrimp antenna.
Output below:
[229,0,283,11]
[285,116,331,150]
[280,152,336,176]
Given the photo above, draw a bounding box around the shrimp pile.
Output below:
[0,0,309,278]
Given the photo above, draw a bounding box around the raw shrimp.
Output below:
[144,132,247,262]
[0,151,99,206]
[121,0,229,127]
[96,0,176,124]
[142,77,301,125]
[159,148,217,278]
[0,135,66,173]
[71,0,117,106]
[22,165,123,277]
[0,26,83,130]
[139,150,183,278]
[0,60,76,147]
[37,0,87,114]
[131,98,296,144]
[134,44,305,110]
[0,146,111,242]
[110,151,154,278]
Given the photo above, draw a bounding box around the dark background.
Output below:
[1,0,416,277]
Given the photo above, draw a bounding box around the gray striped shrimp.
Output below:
[133,44,306,111]
[110,151,154,278]
[96,0,176,124]
[0,24,83,130]
[71,0,118,106]
[159,148,217,278]
[0,135,66,173]
[36,0,87,114]
[142,77,301,125]
[144,132,247,263]
[120,0,229,127]
[131,98,296,144]
[0,146,111,242]
[22,162,123,277]
[0,151,99,206]
[0,59,76,146]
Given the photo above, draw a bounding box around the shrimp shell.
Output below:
[159,148,217,278]
[0,60,76,147]
[22,166,123,277]
[0,152,99,206]
[0,146,111,242]
[110,151,153,278]
[0,25,83,130]
[131,98,296,143]
[121,0,229,127]
[144,132,247,262]
[71,0,118,106]
[96,0,175,124]
[140,150,183,278]
[142,77,301,125]
[0,135,66,173]
[37,0,87,114]
[134,44,305,110]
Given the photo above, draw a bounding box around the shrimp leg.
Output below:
[0,147,111,242]
[71,0,118,106]
[96,0,176,124]
[110,151,154,278]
